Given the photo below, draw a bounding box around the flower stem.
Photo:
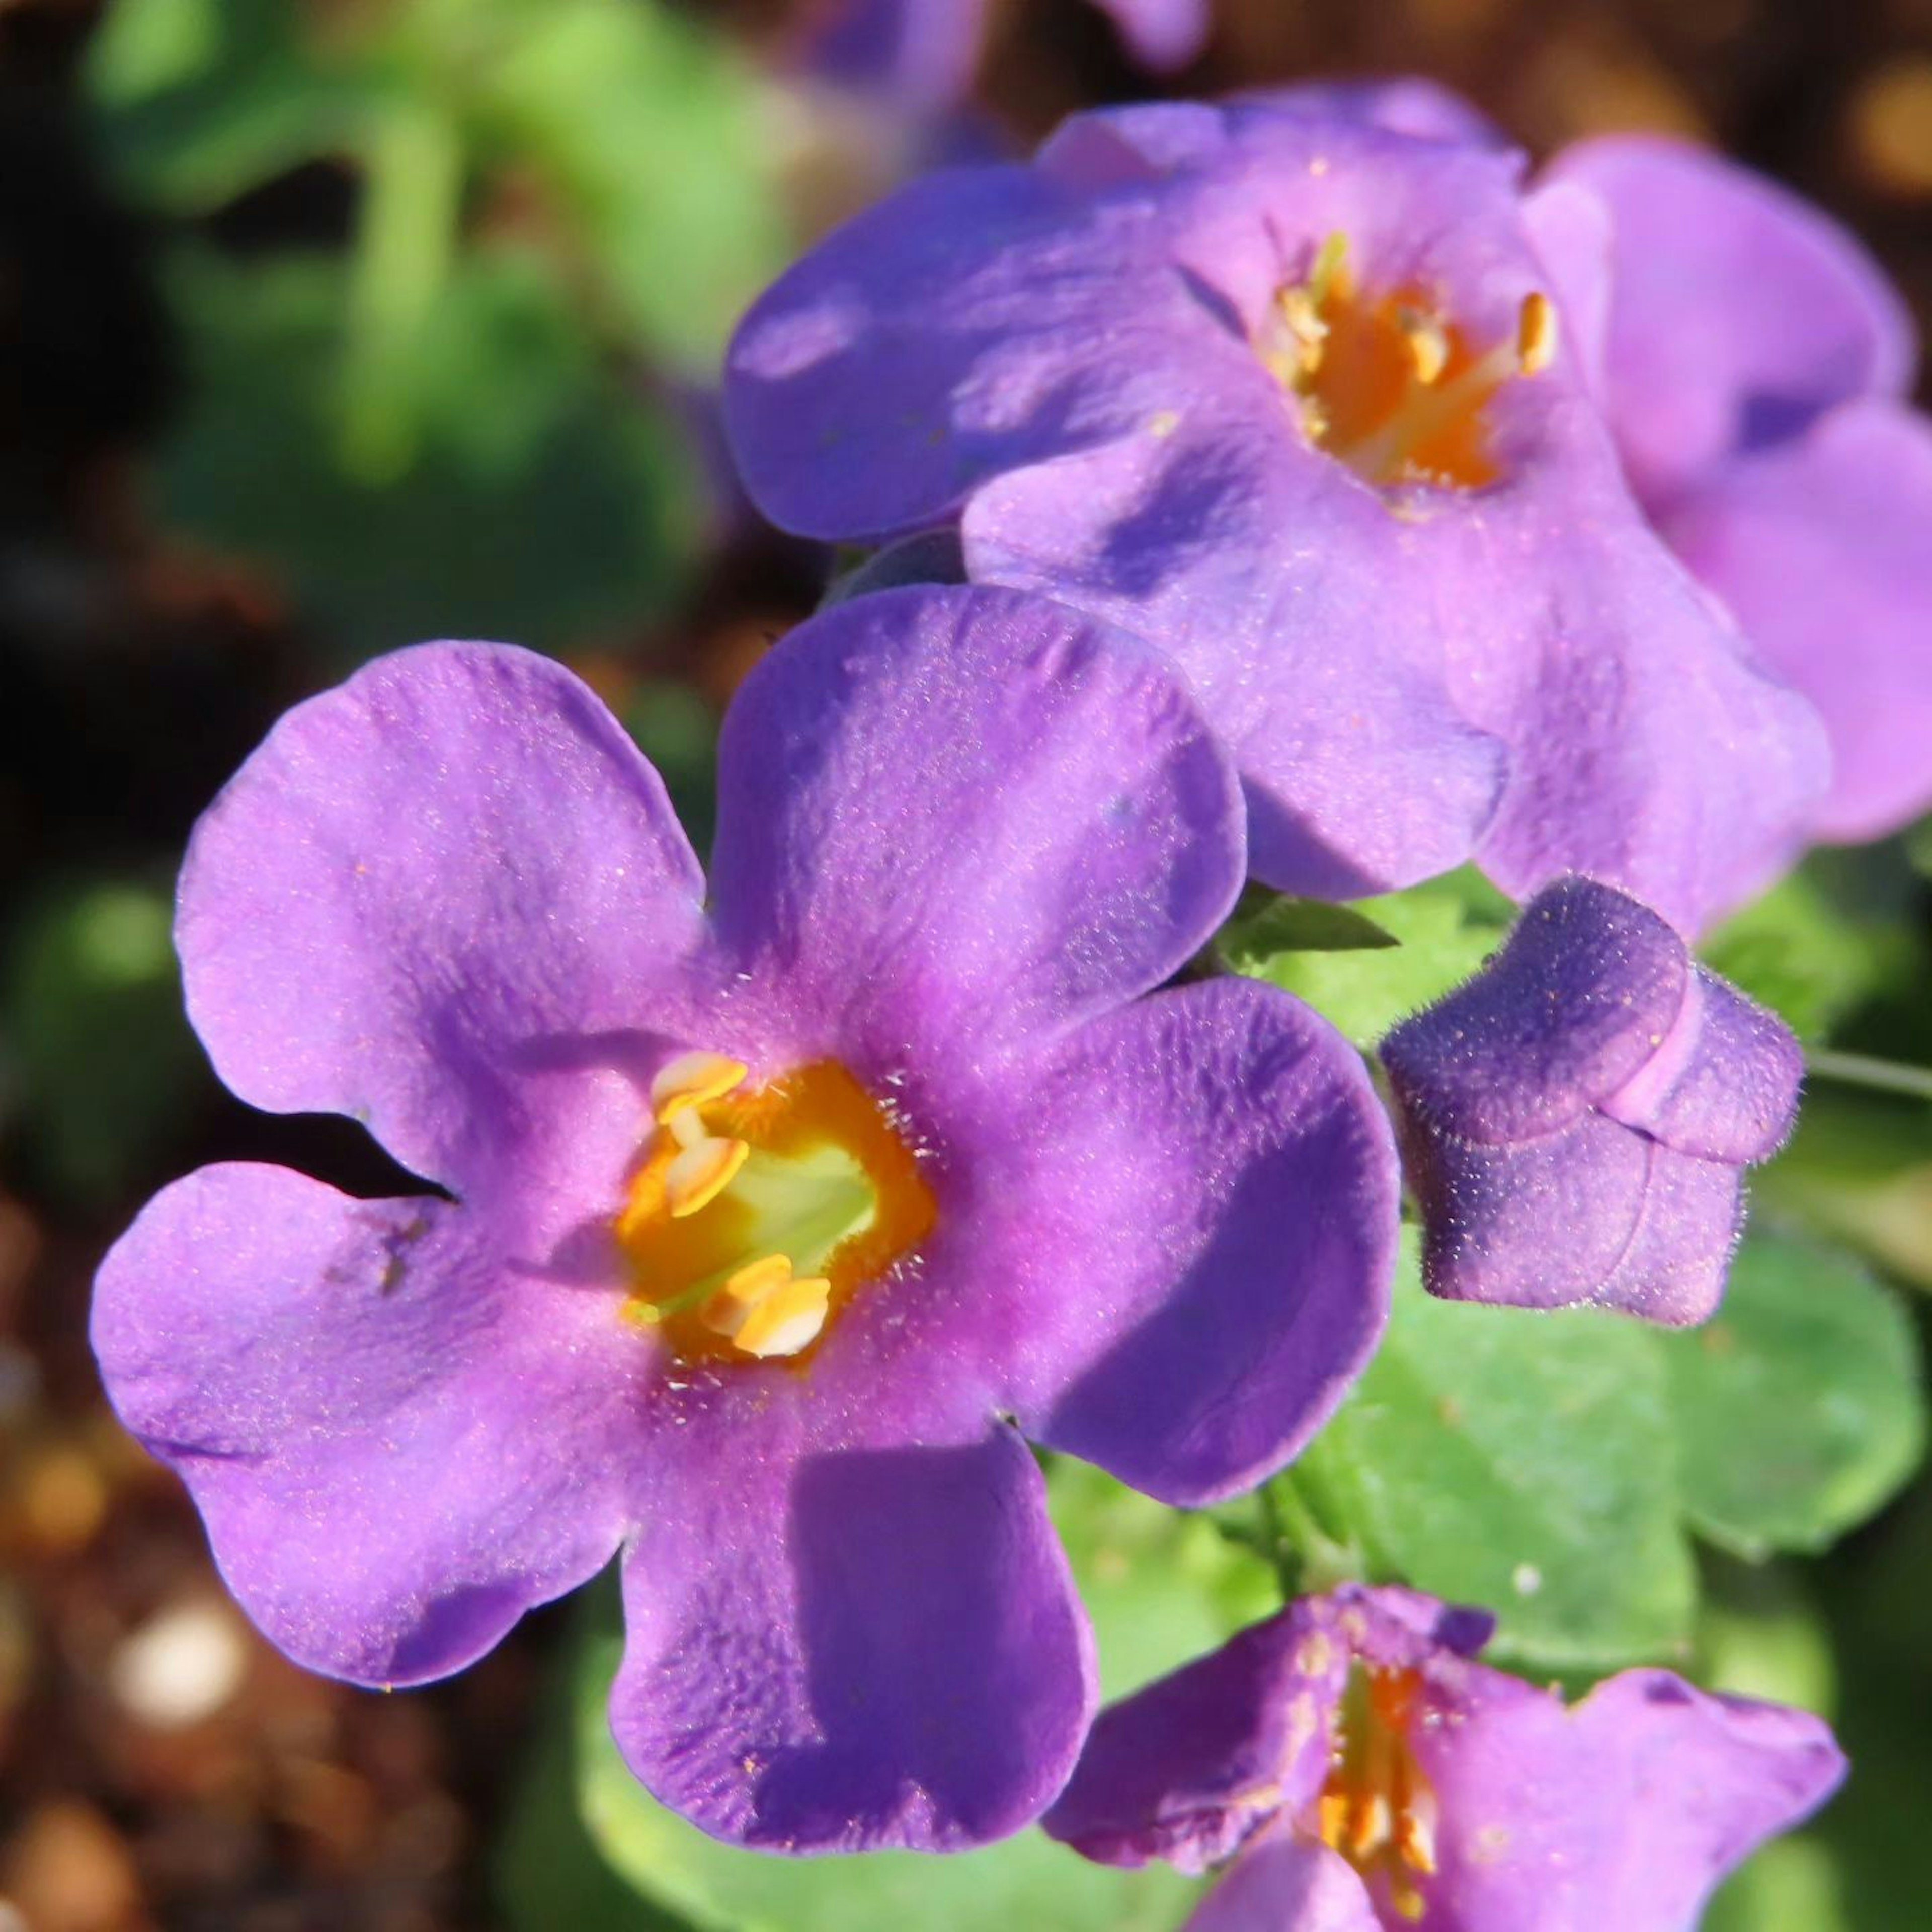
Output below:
[1805,1048,1932,1104]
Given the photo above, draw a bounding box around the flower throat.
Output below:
[616,1051,937,1365]
[1261,233,1557,492]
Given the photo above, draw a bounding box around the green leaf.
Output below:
[152,244,697,656]
[1699,870,1899,1044]
[1217,893,1398,969]
[1657,1233,1925,1559]
[470,0,789,372]
[1228,870,1511,1051]
[1296,1233,1698,1672]
[2,877,209,1204]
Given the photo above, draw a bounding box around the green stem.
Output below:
[1805,1048,1932,1105]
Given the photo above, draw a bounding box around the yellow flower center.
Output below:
[1260,233,1556,492]
[1314,1665,1440,1923]
[616,1050,937,1365]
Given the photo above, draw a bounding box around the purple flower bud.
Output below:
[1380,876,1803,1325]
[90,586,1400,1853]
[1046,1585,1845,1931]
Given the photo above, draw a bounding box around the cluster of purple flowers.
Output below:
[93,71,1928,1925]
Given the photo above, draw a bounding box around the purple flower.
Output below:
[90,585,1399,1852]
[723,97,1827,927]
[795,0,1208,107]
[1379,876,1802,1325]
[1545,135,1932,845]
[1045,1585,1845,1931]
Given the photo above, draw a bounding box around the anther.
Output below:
[701,1255,831,1359]
[650,1050,748,1125]
[1400,308,1450,385]
[1517,291,1558,375]
[664,1136,750,1218]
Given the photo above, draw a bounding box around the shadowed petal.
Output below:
[611,1424,1094,1852]
[1189,1831,1381,1932]
[1658,397,1932,841]
[1548,135,1915,506]
[705,585,1243,1075]
[951,976,1397,1507]
[91,1163,643,1686]
[179,642,706,1194]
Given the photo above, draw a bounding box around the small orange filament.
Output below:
[1314,1666,1440,1923]
[1259,234,1556,493]
[617,1057,937,1366]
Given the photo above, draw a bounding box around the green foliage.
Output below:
[1224,869,1511,1051]
[154,245,696,655]
[1700,870,1902,1044]
[2,878,208,1204]
[1657,1234,1924,1560]
[1295,1233,1700,1671]
[496,1461,1273,1932]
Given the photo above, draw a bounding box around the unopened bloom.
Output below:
[1046,1585,1844,1931]
[91,585,1399,1852]
[1379,876,1801,1325]
[1545,134,1932,844]
[724,96,1826,926]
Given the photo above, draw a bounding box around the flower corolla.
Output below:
[723,95,1828,927]
[1045,1584,1845,1930]
[91,585,1399,1853]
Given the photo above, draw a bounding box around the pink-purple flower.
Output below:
[90,585,1399,1852]
[1546,134,1932,845]
[1045,1585,1844,1930]
[1379,876,1802,1325]
[723,96,1827,926]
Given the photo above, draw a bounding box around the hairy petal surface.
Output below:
[612,1417,1093,1853]
[1657,397,1932,841]
[179,643,706,1194]
[705,585,1243,1076]
[92,1163,642,1686]
[947,976,1398,1506]
[1549,134,1915,506]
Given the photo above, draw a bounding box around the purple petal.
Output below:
[611,1421,1094,1852]
[723,158,1194,542]
[962,415,1510,898]
[1092,0,1211,71]
[1547,135,1916,507]
[91,1163,641,1685]
[178,642,706,1194]
[1450,500,1830,934]
[1239,76,1508,149]
[1657,396,1932,842]
[963,976,1397,1506]
[1600,969,1803,1164]
[1380,877,1687,1147]
[794,0,987,108]
[1419,1669,1844,1930]
[1521,179,1614,394]
[1187,1828,1380,1932]
[705,585,1243,1076]
[1044,1597,1349,1873]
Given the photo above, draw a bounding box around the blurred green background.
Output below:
[3,2,1930,1927]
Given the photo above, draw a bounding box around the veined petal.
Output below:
[705,585,1244,1073]
[91,1163,642,1686]
[179,642,707,1194]
[611,1422,1094,1852]
[955,976,1398,1506]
